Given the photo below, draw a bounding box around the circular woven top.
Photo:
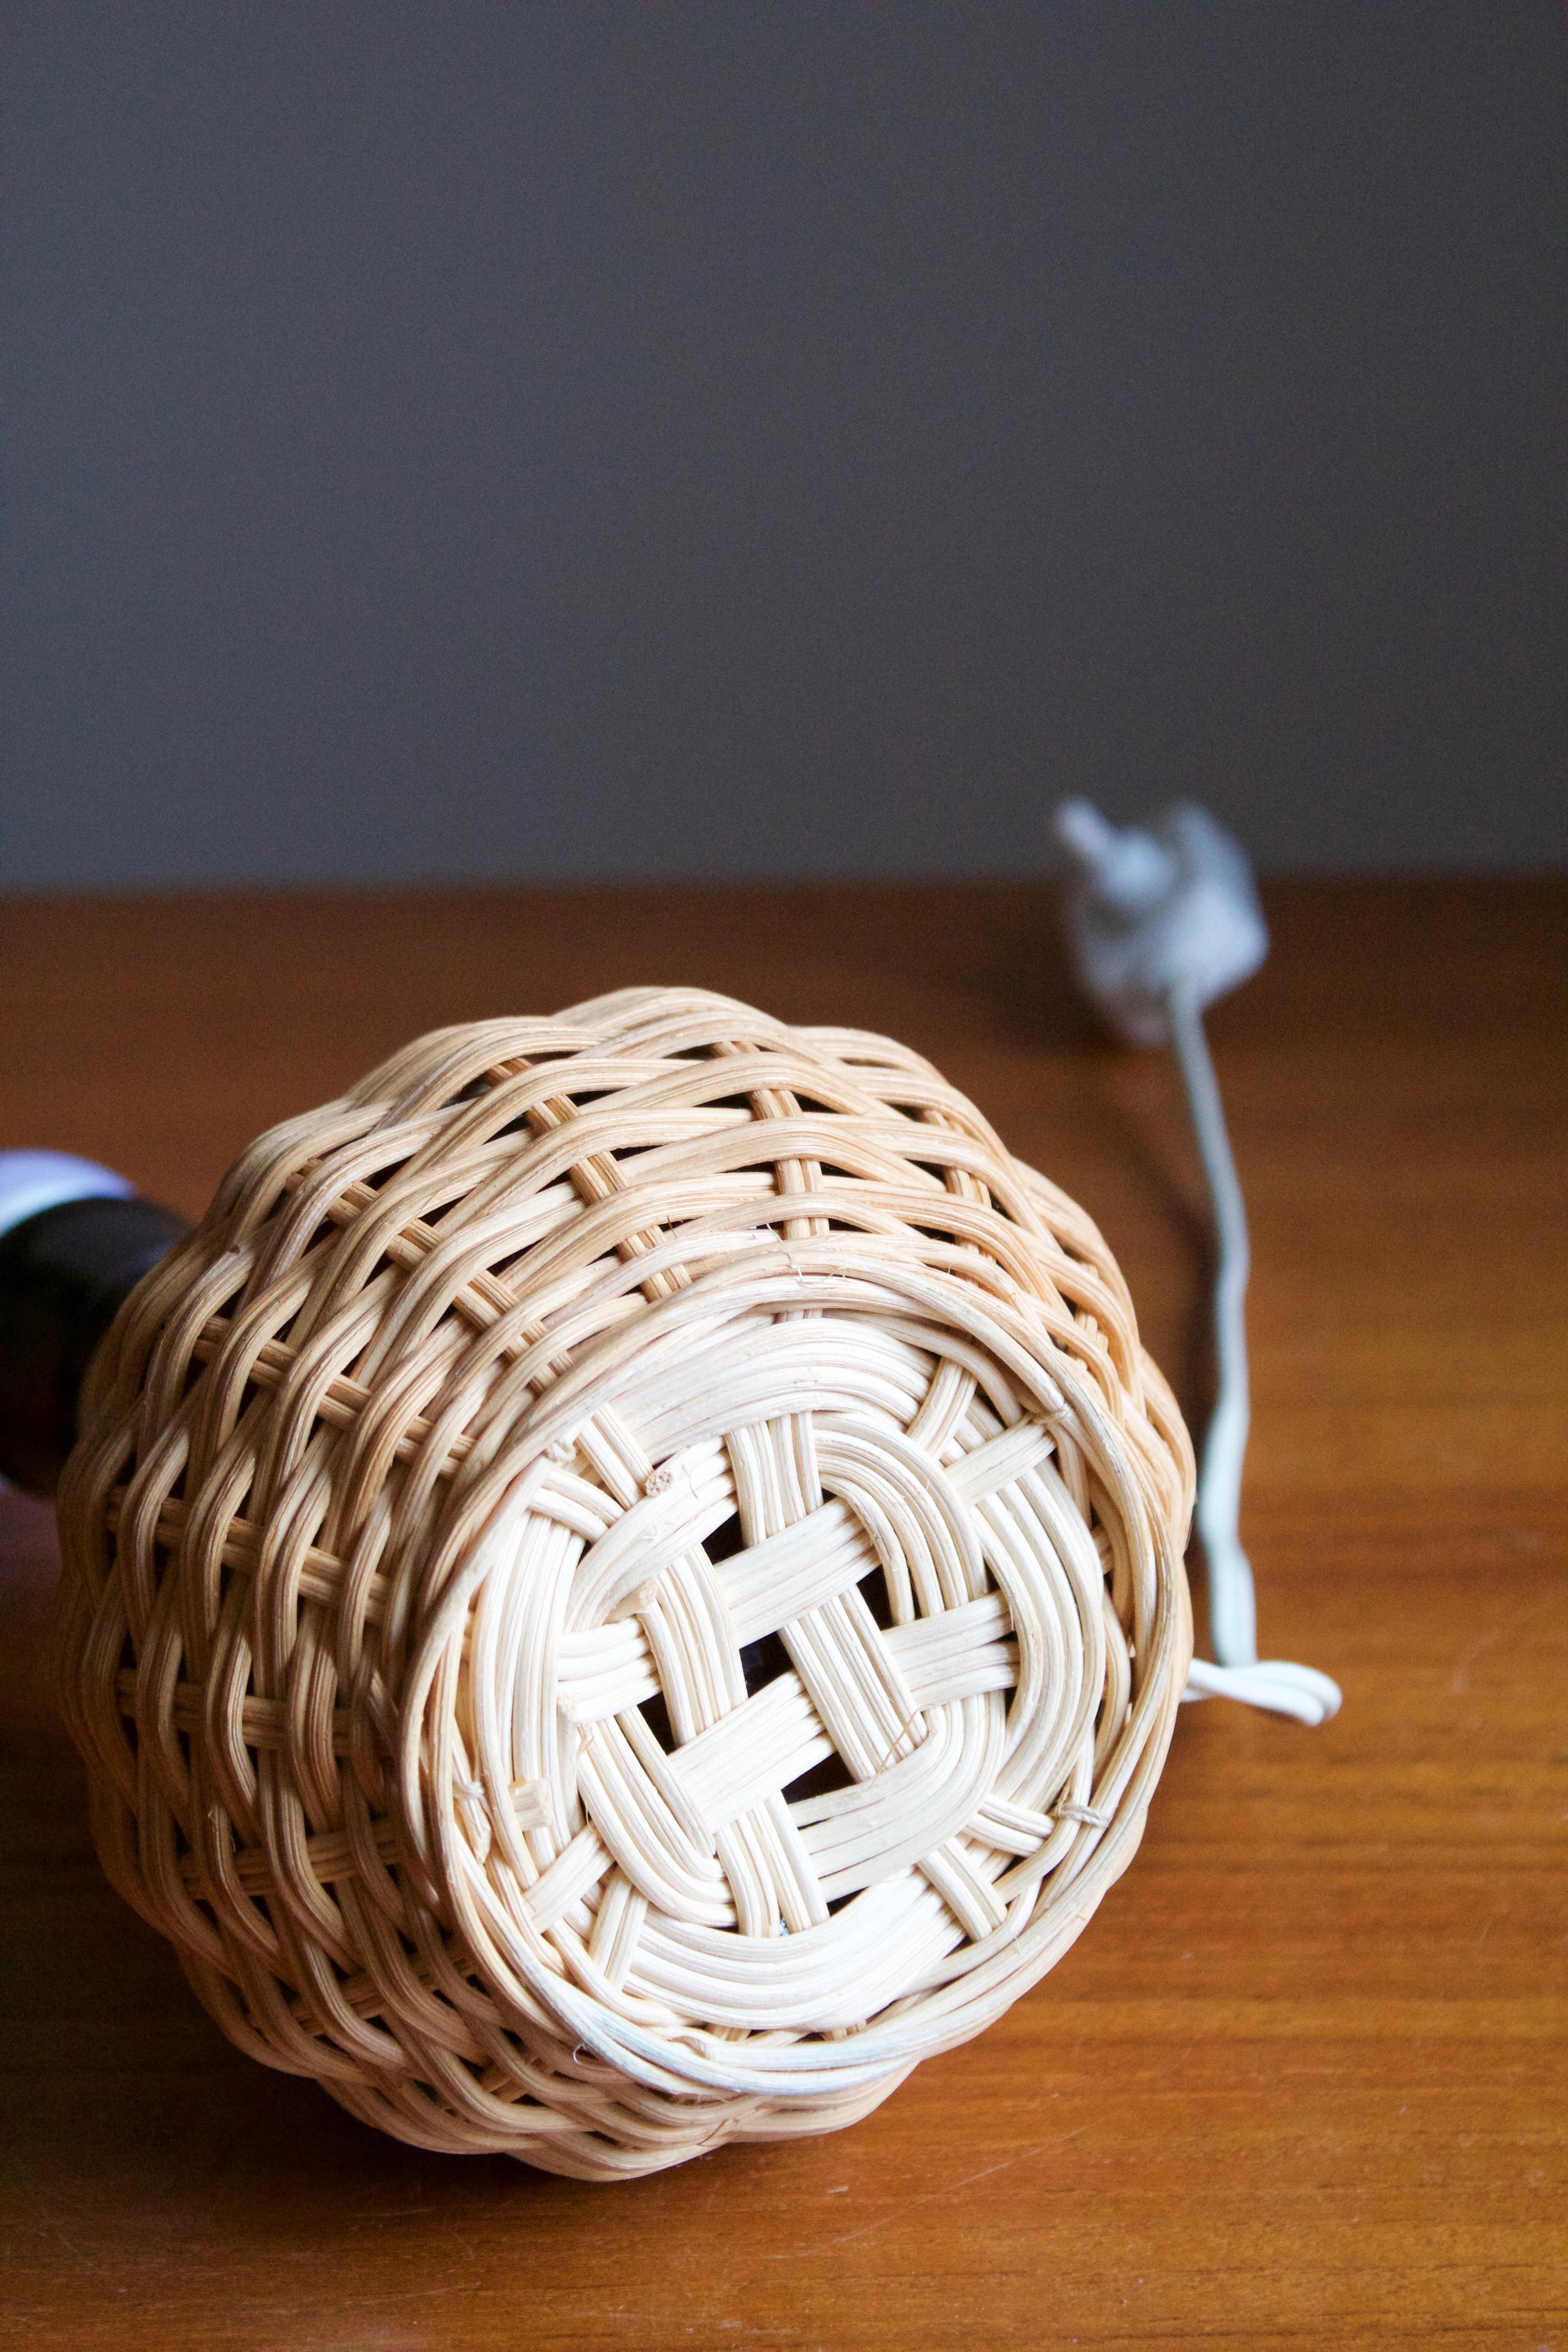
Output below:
[56,987,1193,2180]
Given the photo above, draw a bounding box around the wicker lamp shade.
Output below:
[55,988,1194,2180]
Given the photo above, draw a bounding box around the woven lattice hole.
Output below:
[782,1749,858,1806]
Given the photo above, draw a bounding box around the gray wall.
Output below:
[4,3,1563,890]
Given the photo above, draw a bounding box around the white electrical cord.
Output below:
[1053,797,1342,1727]
[1166,984,1342,1725]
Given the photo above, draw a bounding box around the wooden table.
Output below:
[1,880,1563,2350]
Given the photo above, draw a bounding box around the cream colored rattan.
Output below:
[54,987,1194,2180]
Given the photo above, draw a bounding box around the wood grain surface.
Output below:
[1,880,1563,2351]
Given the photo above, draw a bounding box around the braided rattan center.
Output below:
[56,987,1193,2180]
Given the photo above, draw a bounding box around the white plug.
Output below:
[1054,799,1269,1048]
[1053,799,1341,1727]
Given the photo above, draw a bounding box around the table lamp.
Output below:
[1,806,1332,2180]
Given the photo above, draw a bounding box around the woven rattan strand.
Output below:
[54,987,1194,2180]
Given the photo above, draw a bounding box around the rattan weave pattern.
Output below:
[55,988,1194,2180]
